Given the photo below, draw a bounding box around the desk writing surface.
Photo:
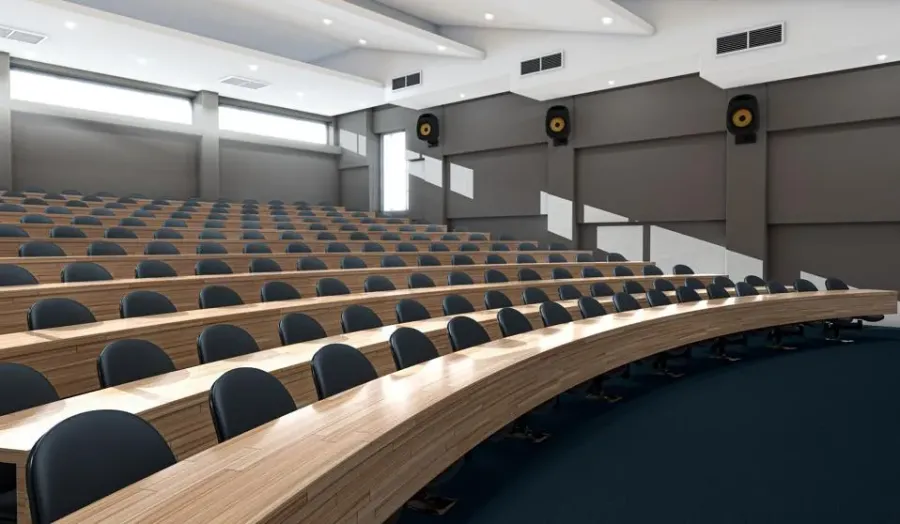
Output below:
[56,290,898,524]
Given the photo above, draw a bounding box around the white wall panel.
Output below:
[597,225,643,262]
[449,162,474,199]
[651,226,726,275]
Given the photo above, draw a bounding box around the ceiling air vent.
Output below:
[391,71,422,91]
[520,52,565,76]
[0,25,47,45]
[219,76,269,90]
[717,22,785,56]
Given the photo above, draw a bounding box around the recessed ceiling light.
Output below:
[877,54,888,61]
[459,93,466,99]
[358,39,367,45]
[437,45,447,51]
[608,80,616,86]
[248,64,258,71]
[484,13,495,21]
[323,18,333,25]
[296,91,304,97]
[136,57,148,66]
[602,17,613,25]
[64,21,77,30]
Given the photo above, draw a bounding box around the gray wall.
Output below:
[340,166,370,211]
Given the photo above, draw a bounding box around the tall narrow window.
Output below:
[381,131,408,212]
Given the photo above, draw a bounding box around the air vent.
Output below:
[219,76,269,90]
[717,22,784,56]
[0,25,47,45]
[390,71,422,91]
[520,52,565,76]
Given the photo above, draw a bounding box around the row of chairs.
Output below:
[1,191,340,207]
[4,211,409,226]
[0,202,402,219]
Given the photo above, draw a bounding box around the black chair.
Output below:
[485,254,506,264]
[551,268,573,280]
[316,231,336,240]
[643,265,664,276]
[822,277,883,339]
[0,204,26,214]
[49,226,86,239]
[582,267,603,278]
[249,258,282,273]
[71,216,102,226]
[744,275,766,287]
[240,221,262,230]
[19,241,65,257]
[397,243,419,253]
[484,269,508,283]
[20,215,54,225]
[558,284,582,300]
[590,282,615,297]
[144,241,180,256]
[673,264,695,275]
[204,220,226,228]
[298,257,328,271]
[87,241,126,256]
[135,260,177,279]
[340,256,367,270]
[389,327,440,369]
[578,297,607,318]
[61,262,112,283]
[0,264,38,286]
[623,281,646,294]
[195,259,233,276]
[612,292,642,313]
[469,233,487,241]
[518,268,541,281]
[766,280,791,294]
[199,285,244,309]
[441,234,459,241]
[447,316,490,351]
[154,228,183,240]
[0,363,58,417]
[341,305,383,333]
[364,275,395,293]
[310,344,377,399]
[547,254,567,263]
[491,243,510,252]
[675,286,703,303]
[459,243,479,252]
[244,243,272,254]
[408,273,435,289]
[396,299,430,323]
[260,281,301,303]
[325,243,351,254]
[712,276,735,288]
[349,232,369,241]
[22,197,47,206]
[362,242,385,253]
[646,289,672,307]
[119,290,177,318]
[684,277,705,290]
[209,368,296,442]
[197,324,259,364]
[27,298,95,330]
[0,224,28,237]
[381,255,406,268]
[62,200,86,208]
[278,313,326,345]
[380,233,401,241]
[516,254,537,264]
[278,227,299,235]
[706,283,731,299]
[443,295,475,315]
[793,278,818,293]
[654,279,676,292]
[286,242,312,253]
[316,277,351,297]
[118,218,146,227]
[539,301,572,328]
[735,282,759,297]
[606,252,627,262]
[241,231,265,240]
[518,242,538,251]
[448,271,474,286]
[26,410,176,524]
[418,254,441,267]
[498,308,533,337]
[522,287,551,305]
[198,230,227,241]
[97,340,175,387]
[613,266,634,277]
[105,227,137,239]
[484,290,513,310]
[451,254,475,266]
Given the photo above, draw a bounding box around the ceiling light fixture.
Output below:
[484,13,495,21]
[358,39,367,45]
[248,64,258,71]
[877,54,888,61]
[608,80,616,86]
[437,45,447,51]
[296,91,304,97]
[323,18,333,25]
[602,17,613,25]
[459,93,466,99]
[64,21,77,30]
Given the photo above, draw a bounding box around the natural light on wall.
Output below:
[382,131,408,212]
[219,106,327,144]
[10,70,193,124]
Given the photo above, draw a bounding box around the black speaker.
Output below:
[726,94,759,145]
[545,106,570,146]
[416,113,440,147]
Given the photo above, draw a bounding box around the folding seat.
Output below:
[197,324,258,363]
[198,285,244,309]
[278,313,326,345]
[119,291,177,318]
[61,262,112,283]
[27,298,95,330]
[135,260,178,279]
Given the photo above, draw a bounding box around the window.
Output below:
[219,106,327,144]
[10,70,192,124]
[381,131,408,212]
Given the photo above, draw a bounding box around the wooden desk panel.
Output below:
[0,275,714,398]
[0,262,643,333]
[0,204,368,217]
[0,250,594,283]
[5,195,346,212]
[57,290,898,524]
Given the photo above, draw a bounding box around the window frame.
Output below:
[380,131,409,212]
[217,104,329,145]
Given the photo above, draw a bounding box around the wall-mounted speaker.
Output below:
[416,113,440,147]
[545,105,570,146]
[726,94,759,145]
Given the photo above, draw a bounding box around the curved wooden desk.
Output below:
[0,250,589,283]
[0,212,407,228]
[0,274,714,398]
[0,261,641,333]
[3,196,344,212]
[1,217,439,232]
[57,290,897,524]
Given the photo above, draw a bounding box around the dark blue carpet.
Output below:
[400,327,900,524]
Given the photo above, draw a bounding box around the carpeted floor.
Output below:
[400,326,900,524]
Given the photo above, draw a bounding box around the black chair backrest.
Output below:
[197,324,259,364]
[451,254,475,266]
[261,281,301,303]
[712,276,735,288]
[341,304,383,333]
[285,241,311,253]
[613,265,634,277]
[582,267,603,278]
[397,242,418,252]
[448,271,474,286]
[395,299,430,323]
[199,285,244,309]
[518,268,541,281]
[195,259,233,276]
[28,298,95,330]
[612,292,642,312]
[744,275,766,287]
[443,294,475,315]
[429,243,450,252]
[654,279,676,292]
[135,260,177,279]
[673,264,695,275]
[19,241,65,257]
[484,269,508,284]
[735,281,759,297]
[105,227,137,239]
[208,368,296,442]
[363,275,395,293]
[578,297,607,318]
[705,283,731,299]
[497,307,533,337]
[551,267,573,280]
[0,264,38,286]
[87,241,126,256]
[515,254,537,264]
[485,254,506,264]
[26,410,176,524]
[0,363,58,417]
[642,265,664,276]
[316,277,351,297]
[606,252,627,262]
[479,289,511,310]
[97,339,175,387]
[50,226,86,239]
[590,282,615,297]
[381,255,406,268]
[558,284,583,300]
[793,278,818,292]
[144,241,180,255]
[674,286,701,303]
[310,344,377,399]
[61,262,112,283]
[278,313,328,346]
[241,231,265,240]
[646,289,672,307]
[340,256,367,270]
[522,287,551,305]
[447,316,491,351]
[389,327,440,370]
[244,242,272,254]
[684,277,705,290]
[825,277,849,291]
[249,258,282,273]
[547,253,567,263]
[362,242,384,252]
[120,290,177,318]
[198,230,227,241]
[623,281,646,294]
[154,228,183,239]
[418,254,441,267]
[491,243,510,251]
[540,301,573,327]
[767,280,790,294]
[71,216,102,226]
[408,273,435,289]
[298,257,328,271]
[459,243,479,252]
[21,214,54,225]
